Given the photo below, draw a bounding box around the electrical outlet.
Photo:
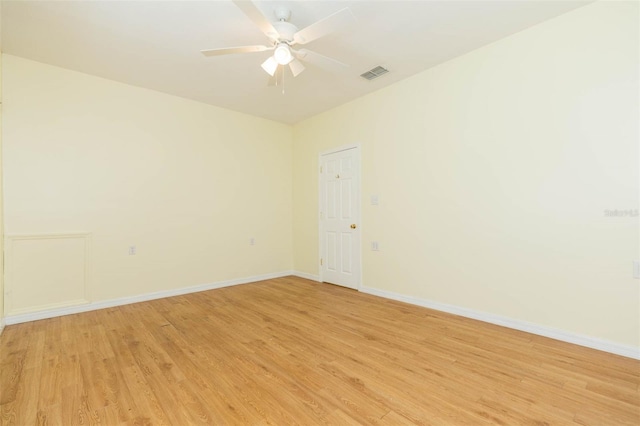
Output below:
[128,246,137,255]
[371,241,379,251]
[634,260,640,279]
[250,238,255,246]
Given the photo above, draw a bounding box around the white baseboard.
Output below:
[6,272,636,360]
[360,286,640,360]
[292,270,321,282]
[4,271,294,326]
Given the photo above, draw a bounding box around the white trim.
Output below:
[318,154,324,284]
[5,232,91,239]
[319,143,360,156]
[8,299,90,316]
[360,286,640,360]
[5,271,293,325]
[293,270,321,282]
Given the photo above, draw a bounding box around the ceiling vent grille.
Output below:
[360,66,389,80]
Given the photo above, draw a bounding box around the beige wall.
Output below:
[2,55,293,311]
[0,48,4,331]
[293,1,639,347]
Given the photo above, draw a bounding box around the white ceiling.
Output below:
[2,0,590,124]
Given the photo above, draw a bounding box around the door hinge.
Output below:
[320,166,323,173]
[320,258,323,266]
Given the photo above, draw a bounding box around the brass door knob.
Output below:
[350,224,357,229]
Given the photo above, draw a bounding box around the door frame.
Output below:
[318,144,362,290]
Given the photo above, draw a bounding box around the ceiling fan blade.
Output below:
[289,59,305,77]
[233,0,279,40]
[293,8,355,45]
[295,49,349,72]
[201,45,271,57]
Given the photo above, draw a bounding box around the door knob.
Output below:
[350,224,357,229]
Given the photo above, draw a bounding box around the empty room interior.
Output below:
[0,0,639,424]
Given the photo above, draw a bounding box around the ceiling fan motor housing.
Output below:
[273,20,298,43]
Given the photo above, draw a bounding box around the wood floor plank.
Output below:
[1,276,638,425]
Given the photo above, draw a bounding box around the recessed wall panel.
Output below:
[7,234,90,314]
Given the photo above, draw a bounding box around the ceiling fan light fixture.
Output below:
[289,59,305,77]
[202,2,356,84]
[273,43,293,65]
[261,56,278,76]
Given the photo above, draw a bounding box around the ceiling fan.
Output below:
[201,0,355,80]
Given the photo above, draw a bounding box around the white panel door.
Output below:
[320,147,360,289]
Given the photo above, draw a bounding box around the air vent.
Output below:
[360,66,389,80]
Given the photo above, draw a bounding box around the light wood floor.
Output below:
[1,277,638,425]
